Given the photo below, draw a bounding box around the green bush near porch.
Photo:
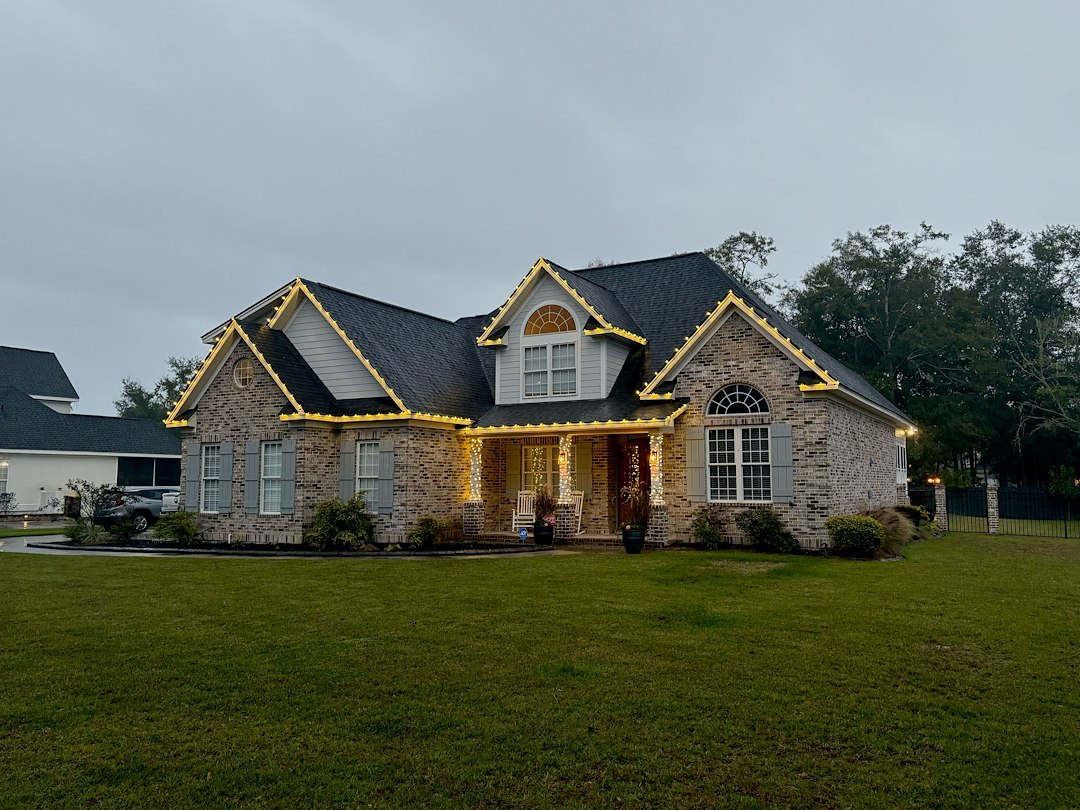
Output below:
[1,534,1078,807]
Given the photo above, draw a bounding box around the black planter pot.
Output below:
[533,524,555,545]
[622,526,646,554]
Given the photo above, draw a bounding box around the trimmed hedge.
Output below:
[305,495,375,550]
[735,506,800,553]
[825,515,886,558]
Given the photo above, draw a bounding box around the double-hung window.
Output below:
[0,461,8,495]
[355,441,380,507]
[260,442,283,515]
[896,440,908,484]
[200,444,222,513]
[707,427,772,502]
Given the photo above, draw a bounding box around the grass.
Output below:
[0,525,69,538]
[2,534,1078,808]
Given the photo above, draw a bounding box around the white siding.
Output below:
[495,275,605,404]
[604,340,631,396]
[0,452,118,513]
[282,300,385,400]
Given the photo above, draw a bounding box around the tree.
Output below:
[115,356,201,422]
[704,231,780,298]
[66,478,124,526]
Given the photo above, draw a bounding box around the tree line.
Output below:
[709,222,1080,487]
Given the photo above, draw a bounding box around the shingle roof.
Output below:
[0,386,180,455]
[0,346,79,400]
[574,253,911,424]
[545,262,644,339]
[240,321,338,414]
[302,281,494,419]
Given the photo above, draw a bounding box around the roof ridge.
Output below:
[301,278,455,325]
[573,251,703,274]
[0,345,60,356]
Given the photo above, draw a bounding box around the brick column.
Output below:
[554,502,574,542]
[646,504,669,547]
[934,485,948,532]
[462,501,484,537]
[557,435,574,504]
[987,485,999,535]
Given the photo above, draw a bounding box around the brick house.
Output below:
[167,253,913,548]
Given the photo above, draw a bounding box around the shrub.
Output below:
[734,505,799,553]
[66,518,110,545]
[407,516,441,550]
[825,515,887,558]
[895,504,938,541]
[109,519,140,543]
[534,489,557,528]
[691,504,728,550]
[153,511,202,547]
[305,495,374,550]
[867,507,915,557]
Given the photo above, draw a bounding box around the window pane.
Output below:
[551,343,575,370]
[357,442,380,478]
[202,445,221,479]
[262,479,282,513]
[523,370,547,397]
[742,427,770,464]
[552,369,575,395]
[202,479,219,513]
[743,465,771,501]
[262,442,283,477]
[117,457,155,487]
[358,481,378,505]
[707,429,738,500]
[524,346,547,372]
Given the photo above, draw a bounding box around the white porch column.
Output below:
[557,434,574,505]
[467,437,483,502]
[649,433,665,506]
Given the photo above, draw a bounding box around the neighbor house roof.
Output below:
[0,346,79,400]
[0,386,180,455]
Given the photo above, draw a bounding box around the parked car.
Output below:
[95,488,179,533]
[161,491,180,513]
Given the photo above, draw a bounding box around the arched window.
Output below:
[522,305,578,398]
[524,305,576,336]
[705,385,772,502]
[707,384,769,415]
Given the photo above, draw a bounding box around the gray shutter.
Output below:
[575,442,592,499]
[770,424,793,504]
[687,426,706,502]
[339,438,356,501]
[218,442,233,515]
[505,444,521,497]
[185,441,201,512]
[377,438,395,515]
[244,440,260,514]
[280,438,296,515]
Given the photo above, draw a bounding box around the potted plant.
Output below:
[533,488,557,545]
[619,482,650,553]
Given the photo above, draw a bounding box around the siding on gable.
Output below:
[604,340,630,396]
[495,275,604,404]
[282,299,385,400]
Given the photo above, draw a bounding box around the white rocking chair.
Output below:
[571,491,585,535]
[512,490,536,533]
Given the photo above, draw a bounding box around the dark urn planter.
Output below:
[533,523,555,545]
[621,526,646,554]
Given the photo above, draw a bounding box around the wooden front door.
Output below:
[616,438,651,526]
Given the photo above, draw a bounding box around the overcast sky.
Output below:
[2,1,1077,415]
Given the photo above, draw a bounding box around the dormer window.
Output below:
[523,305,577,398]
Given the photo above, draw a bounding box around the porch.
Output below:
[460,431,672,546]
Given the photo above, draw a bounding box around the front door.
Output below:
[616,438,651,527]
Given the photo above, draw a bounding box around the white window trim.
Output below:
[896,439,908,484]
[200,444,222,514]
[521,337,578,400]
[260,441,283,515]
[355,440,380,509]
[706,426,773,503]
[0,461,8,495]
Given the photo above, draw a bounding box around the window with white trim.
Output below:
[521,444,576,494]
[523,342,577,398]
[355,441,380,506]
[260,441,283,515]
[0,461,8,494]
[200,444,222,513]
[707,427,772,502]
[896,440,908,484]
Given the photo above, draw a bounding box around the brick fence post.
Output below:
[646,504,669,547]
[554,502,575,543]
[462,500,484,538]
[986,485,999,535]
[934,485,948,532]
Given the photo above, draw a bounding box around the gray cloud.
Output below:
[2,0,1077,412]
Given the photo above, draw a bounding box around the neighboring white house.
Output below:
[0,347,180,514]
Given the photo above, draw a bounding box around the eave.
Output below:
[462,404,687,437]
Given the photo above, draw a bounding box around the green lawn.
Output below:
[2,535,1078,808]
[0,525,69,538]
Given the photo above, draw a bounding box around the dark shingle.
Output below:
[546,262,644,339]
[0,386,180,455]
[0,346,79,399]
[302,281,494,420]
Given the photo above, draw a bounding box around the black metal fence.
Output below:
[999,487,1077,538]
[945,487,989,534]
[908,487,936,518]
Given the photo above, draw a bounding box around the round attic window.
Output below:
[233,358,254,388]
